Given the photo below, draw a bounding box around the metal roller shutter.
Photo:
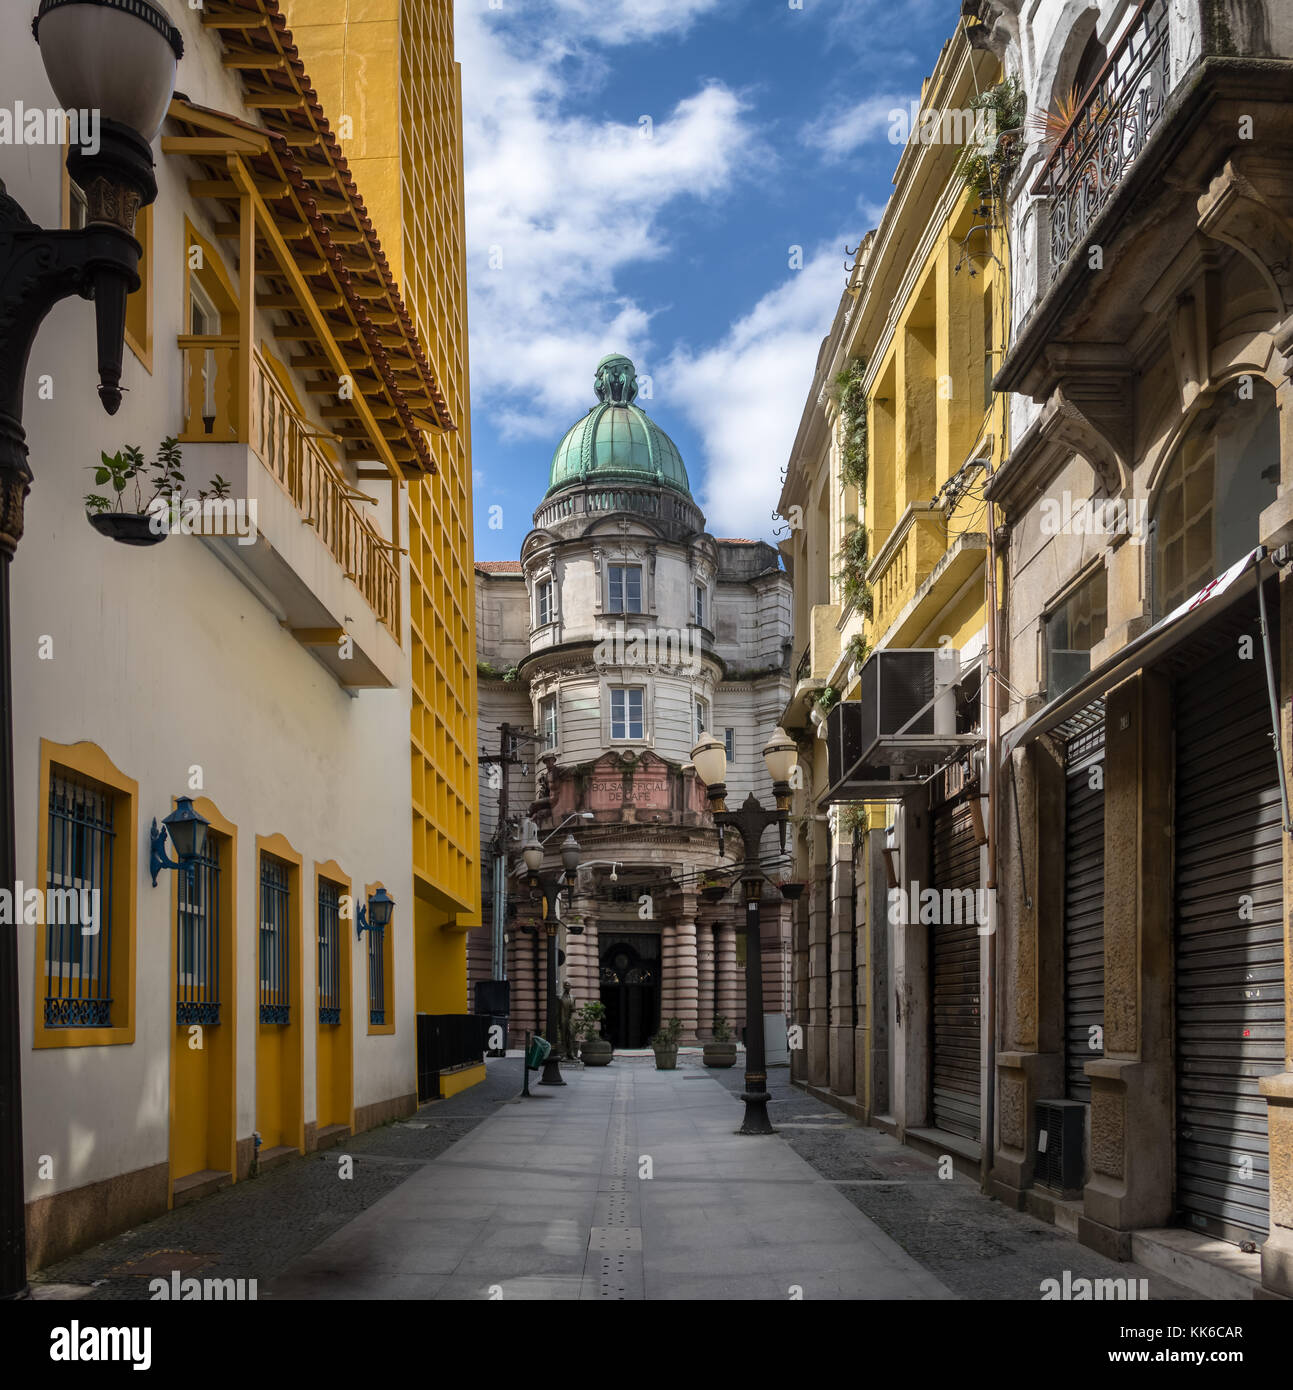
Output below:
[1064,729,1106,1102]
[1174,638,1285,1243]
[931,799,981,1141]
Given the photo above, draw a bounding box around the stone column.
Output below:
[673,904,700,1043]
[829,808,856,1099]
[715,917,742,1037]
[508,927,539,1048]
[991,738,1066,1206]
[791,879,810,1084]
[696,917,715,1039]
[807,816,831,1089]
[1080,670,1174,1259]
[659,920,680,1032]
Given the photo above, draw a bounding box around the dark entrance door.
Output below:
[930,798,981,1142]
[600,933,660,1048]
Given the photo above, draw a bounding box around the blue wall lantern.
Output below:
[356,886,395,938]
[150,797,210,886]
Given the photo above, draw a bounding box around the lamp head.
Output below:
[368,887,395,930]
[560,834,581,875]
[162,797,208,863]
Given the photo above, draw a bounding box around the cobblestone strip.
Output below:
[582,1072,644,1299]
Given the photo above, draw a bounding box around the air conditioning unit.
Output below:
[1034,1098,1086,1195]
[856,647,961,765]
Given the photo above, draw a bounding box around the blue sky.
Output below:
[458,0,955,559]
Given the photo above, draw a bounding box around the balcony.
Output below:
[867,506,948,639]
[178,342,402,689]
[782,602,841,730]
[1034,0,1172,283]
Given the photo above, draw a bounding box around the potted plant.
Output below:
[703,1015,737,1069]
[698,874,728,905]
[776,877,806,902]
[84,437,187,546]
[575,1001,612,1066]
[650,1017,682,1070]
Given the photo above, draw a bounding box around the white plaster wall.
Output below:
[5,9,416,1199]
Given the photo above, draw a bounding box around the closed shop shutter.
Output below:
[1064,728,1106,1102]
[1174,634,1285,1243]
[930,799,981,1141]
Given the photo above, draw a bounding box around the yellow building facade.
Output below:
[781,27,1008,1160]
[282,1,483,1064]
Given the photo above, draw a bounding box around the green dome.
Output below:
[546,354,691,498]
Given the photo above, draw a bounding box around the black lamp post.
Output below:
[691,727,798,1136]
[521,828,581,1086]
[0,0,182,1301]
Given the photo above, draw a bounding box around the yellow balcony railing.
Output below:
[248,354,400,639]
[178,335,240,442]
[869,509,946,636]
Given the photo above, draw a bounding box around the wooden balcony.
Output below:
[177,340,402,688]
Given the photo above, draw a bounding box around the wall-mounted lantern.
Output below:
[356,887,395,938]
[149,797,210,885]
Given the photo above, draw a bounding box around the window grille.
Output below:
[45,769,115,1028]
[259,855,291,1024]
[318,879,342,1025]
[177,836,221,1026]
[368,924,387,1026]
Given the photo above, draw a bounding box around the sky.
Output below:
[458,0,956,560]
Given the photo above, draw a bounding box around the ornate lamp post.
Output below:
[0,0,183,1302]
[691,727,798,1135]
[519,826,582,1086]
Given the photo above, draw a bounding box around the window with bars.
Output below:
[541,694,558,751]
[259,854,291,1024]
[367,924,387,1026]
[610,686,644,740]
[608,564,642,613]
[45,769,116,1028]
[318,879,342,1025]
[176,834,221,1026]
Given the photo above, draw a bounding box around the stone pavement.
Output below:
[266,1058,954,1300]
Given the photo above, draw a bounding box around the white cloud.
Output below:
[804,93,914,160]
[456,1,758,440]
[664,243,851,540]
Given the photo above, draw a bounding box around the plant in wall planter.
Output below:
[575,1001,612,1066]
[84,437,191,547]
[776,877,806,902]
[703,1015,737,1069]
[698,875,728,905]
[650,1016,683,1070]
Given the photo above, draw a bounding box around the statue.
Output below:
[559,982,576,1059]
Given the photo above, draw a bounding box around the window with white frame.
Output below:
[536,578,554,627]
[541,694,558,751]
[610,687,645,740]
[695,696,708,740]
[694,583,705,627]
[724,727,734,761]
[608,564,642,614]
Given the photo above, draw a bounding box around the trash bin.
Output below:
[526,1035,552,1071]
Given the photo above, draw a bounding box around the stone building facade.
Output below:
[471,356,794,1049]
[969,0,1293,1297]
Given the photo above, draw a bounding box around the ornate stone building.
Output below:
[472,355,794,1049]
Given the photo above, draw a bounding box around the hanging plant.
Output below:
[837,804,869,838]
[833,516,874,620]
[814,685,840,715]
[844,633,872,671]
[84,437,187,547]
[954,75,1026,205]
[834,358,868,494]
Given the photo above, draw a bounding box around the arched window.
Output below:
[1152,382,1280,616]
[1071,29,1108,105]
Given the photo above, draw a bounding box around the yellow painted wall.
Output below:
[281,4,483,1035]
[313,861,354,1133]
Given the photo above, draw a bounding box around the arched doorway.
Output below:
[600,933,660,1048]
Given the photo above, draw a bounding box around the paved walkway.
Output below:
[266,1061,954,1301]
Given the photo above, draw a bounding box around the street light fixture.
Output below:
[0,0,182,1301]
[148,797,211,885]
[691,727,799,1136]
[517,829,582,1087]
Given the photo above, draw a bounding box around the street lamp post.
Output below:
[521,828,582,1087]
[691,727,798,1136]
[0,0,182,1302]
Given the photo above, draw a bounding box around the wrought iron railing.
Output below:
[794,644,811,684]
[177,838,221,1026]
[317,879,342,1025]
[44,770,115,1028]
[249,353,400,639]
[259,854,291,1025]
[367,925,387,1026]
[1034,0,1171,278]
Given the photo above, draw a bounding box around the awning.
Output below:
[1002,546,1267,761]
